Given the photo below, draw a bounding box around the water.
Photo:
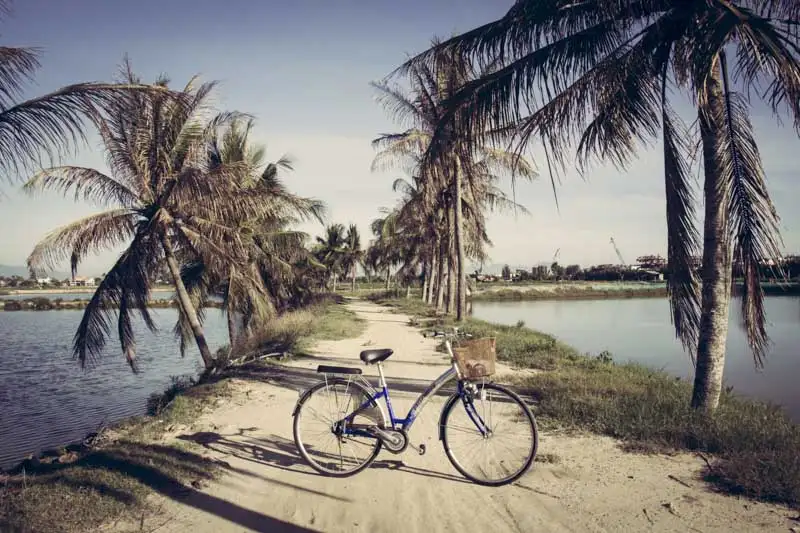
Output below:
[472,296,800,420]
[0,308,228,470]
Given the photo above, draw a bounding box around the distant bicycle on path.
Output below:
[292,327,539,486]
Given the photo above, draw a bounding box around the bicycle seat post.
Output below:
[375,361,388,391]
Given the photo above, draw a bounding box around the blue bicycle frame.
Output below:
[341,361,490,438]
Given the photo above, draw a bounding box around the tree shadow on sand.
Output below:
[0,441,317,533]
[177,430,473,485]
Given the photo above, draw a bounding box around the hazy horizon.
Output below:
[1,0,799,278]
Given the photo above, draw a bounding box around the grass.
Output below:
[0,379,233,533]
[231,293,366,359]
[471,286,668,301]
[370,293,800,509]
[0,293,366,532]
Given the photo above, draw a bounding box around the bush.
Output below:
[3,300,22,311]
[146,375,197,416]
[29,297,54,310]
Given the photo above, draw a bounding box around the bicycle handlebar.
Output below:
[428,327,472,340]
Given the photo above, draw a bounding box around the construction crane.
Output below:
[610,237,627,282]
[609,237,626,266]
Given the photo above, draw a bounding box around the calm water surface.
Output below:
[472,296,800,420]
[0,309,227,470]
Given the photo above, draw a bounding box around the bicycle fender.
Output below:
[438,392,461,440]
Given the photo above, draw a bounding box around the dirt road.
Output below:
[110,301,796,533]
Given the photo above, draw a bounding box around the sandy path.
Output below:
[112,301,797,533]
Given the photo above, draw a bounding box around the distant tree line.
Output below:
[488,254,800,283]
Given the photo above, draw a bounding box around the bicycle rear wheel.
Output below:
[441,382,538,486]
[293,378,382,477]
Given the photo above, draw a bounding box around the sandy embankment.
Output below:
[109,301,797,533]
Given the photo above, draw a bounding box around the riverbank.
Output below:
[369,293,800,509]
[1,296,221,311]
[0,286,174,296]
[0,295,366,533]
[4,298,797,532]
[470,281,800,301]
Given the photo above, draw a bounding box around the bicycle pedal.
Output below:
[409,442,426,456]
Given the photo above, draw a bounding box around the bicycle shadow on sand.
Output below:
[176,430,473,485]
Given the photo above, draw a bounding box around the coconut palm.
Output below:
[373,45,536,320]
[0,2,182,183]
[314,224,348,291]
[24,67,271,372]
[182,117,325,350]
[342,224,364,291]
[399,0,798,412]
[373,58,535,317]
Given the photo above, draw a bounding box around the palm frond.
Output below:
[23,166,140,207]
[717,83,783,366]
[0,82,181,182]
[27,209,138,275]
[0,45,40,106]
[662,102,702,353]
[72,230,159,369]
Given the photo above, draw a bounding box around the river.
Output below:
[472,296,800,421]
[0,308,228,470]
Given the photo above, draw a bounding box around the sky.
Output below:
[0,0,799,276]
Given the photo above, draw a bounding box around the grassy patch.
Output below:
[233,293,366,359]
[371,295,800,509]
[470,286,667,301]
[0,379,233,533]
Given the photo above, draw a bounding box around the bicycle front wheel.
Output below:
[441,382,538,486]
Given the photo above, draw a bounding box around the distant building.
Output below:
[70,276,96,287]
[36,277,52,285]
[640,270,664,282]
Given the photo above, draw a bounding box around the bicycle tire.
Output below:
[293,378,382,477]
[440,382,538,486]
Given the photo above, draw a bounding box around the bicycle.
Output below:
[292,327,539,486]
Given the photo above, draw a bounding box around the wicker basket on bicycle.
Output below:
[452,337,497,379]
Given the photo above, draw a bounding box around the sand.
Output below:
[106,301,798,533]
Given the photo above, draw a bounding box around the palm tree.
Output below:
[342,224,364,291]
[314,224,348,292]
[0,2,181,183]
[24,66,271,372]
[373,45,536,320]
[399,1,797,412]
[186,117,325,350]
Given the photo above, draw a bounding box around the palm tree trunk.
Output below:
[446,205,457,315]
[454,157,467,322]
[435,237,447,311]
[332,273,337,293]
[427,253,437,304]
[385,266,391,290]
[351,267,356,292]
[422,260,429,302]
[226,301,236,351]
[162,235,214,370]
[225,274,237,351]
[406,284,411,299]
[691,57,732,414]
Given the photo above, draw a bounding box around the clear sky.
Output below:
[0,0,798,276]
